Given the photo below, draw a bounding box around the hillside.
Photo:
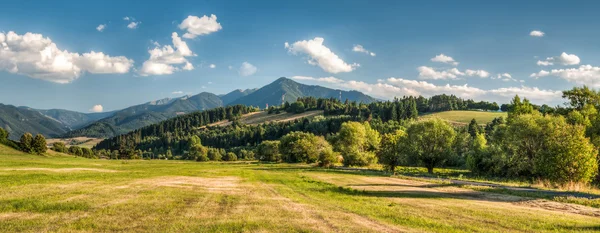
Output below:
[420,110,507,125]
[229,77,377,108]
[64,92,225,138]
[0,104,71,140]
[221,88,257,105]
[37,108,115,129]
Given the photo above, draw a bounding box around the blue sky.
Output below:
[1,0,599,112]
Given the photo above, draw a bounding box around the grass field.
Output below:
[1,144,599,232]
[208,110,324,127]
[420,111,507,125]
[46,137,104,149]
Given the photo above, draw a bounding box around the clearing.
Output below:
[0,144,598,232]
[46,137,104,148]
[420,110,507,125]
[208,110,324,127]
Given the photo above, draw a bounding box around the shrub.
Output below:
[257,140,281,162]
[224,152,238,161]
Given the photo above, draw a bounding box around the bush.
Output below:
[69,146,84,157]
[52,142,68,153]
[257,140,281,162]
[279,132,332,163]
[19,133,33,153]
[207,148,222,161]
[318,147,339,168]
[334,122,380,167]
[32,134,47,155]
[223,152,238,161]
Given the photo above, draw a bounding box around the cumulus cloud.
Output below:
[530,30,545,37]
[530,65,600,87]
[138,32,195,76]
[352,45,376,56]
[0,31,133,83]
[285,37,359,74]
[209,64,216,69]
[90,105,103,113]
[178,15,222,39]
[96,24,106,32]
[418,66,464,80]
[431,54,459,66]
[127,22,140,29]
[536,52,580,66]
[238,62,257,76]
[291,76,344,84]
[464,69,490,78]
[291,75,562,104]
[123,16,131,21]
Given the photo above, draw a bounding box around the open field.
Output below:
[420,111,507,125]
[1,145,599,232]
[46,137,104,149]
[208,110,324,127]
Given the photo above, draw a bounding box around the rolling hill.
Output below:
[0,77,379,139]
[64,92,225,138]
[0,104,71,140]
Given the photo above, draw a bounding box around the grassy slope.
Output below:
[208,110,324,128]
[420,110,507,125]
[1,145,598,232]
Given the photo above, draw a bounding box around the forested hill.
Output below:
[64,92,225,138]
[64,77,378,138]
[0,104,71,140]
[228,77,377,108]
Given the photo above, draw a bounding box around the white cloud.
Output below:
[209,64,216,69]
[352,45,376,56]
[127,22,140,29]
[530,30,545,37]
[487,86,561,103]
[465,69,490,78]
[493,73,517,82]
[531,65,600,87]
[0,31,133,83]
[238,62,257,76]
[536,52,580,66]
[96,24,106,32]
[418,66,463,80]
[228,65,233,70]
[178,15,222,39]
[431,54,459,66]
[291,76,344,84]
[90,105,103,113]
[291,75,562,104]
[138,32,195,76]
[172,91,183,95]
[285,37,359,74]
[123,16,130,21]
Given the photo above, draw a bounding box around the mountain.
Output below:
[0,104,71,140]
[36,109,115,129]
[229,77,377,108]
[221,88,258,105]
[64,92,224,138]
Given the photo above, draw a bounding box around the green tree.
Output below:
[508,95,534,119]
[318,147,339,168]
[52,142,67,153]
[223,152,238,161]
[562,85,600,110]
[257,140,281,162]
[279,132,332,163]
[289,102,305,114]
[31,134,47,155]
[468,119,480,137]
[334,122,381,167]
[69,146,83,157]
[377,130,408,172]
[0,127,8,140]
[207,148,222,161]
[19,132,33,153]
[405,119,456,174]
[81,147,94,158]
[536,123,598,184]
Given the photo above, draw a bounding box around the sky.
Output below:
[1,0,599,113]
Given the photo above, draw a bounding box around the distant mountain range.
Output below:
[0,77,377,139]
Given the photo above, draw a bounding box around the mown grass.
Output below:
[420,110,507,124]
[1,144,599,232]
